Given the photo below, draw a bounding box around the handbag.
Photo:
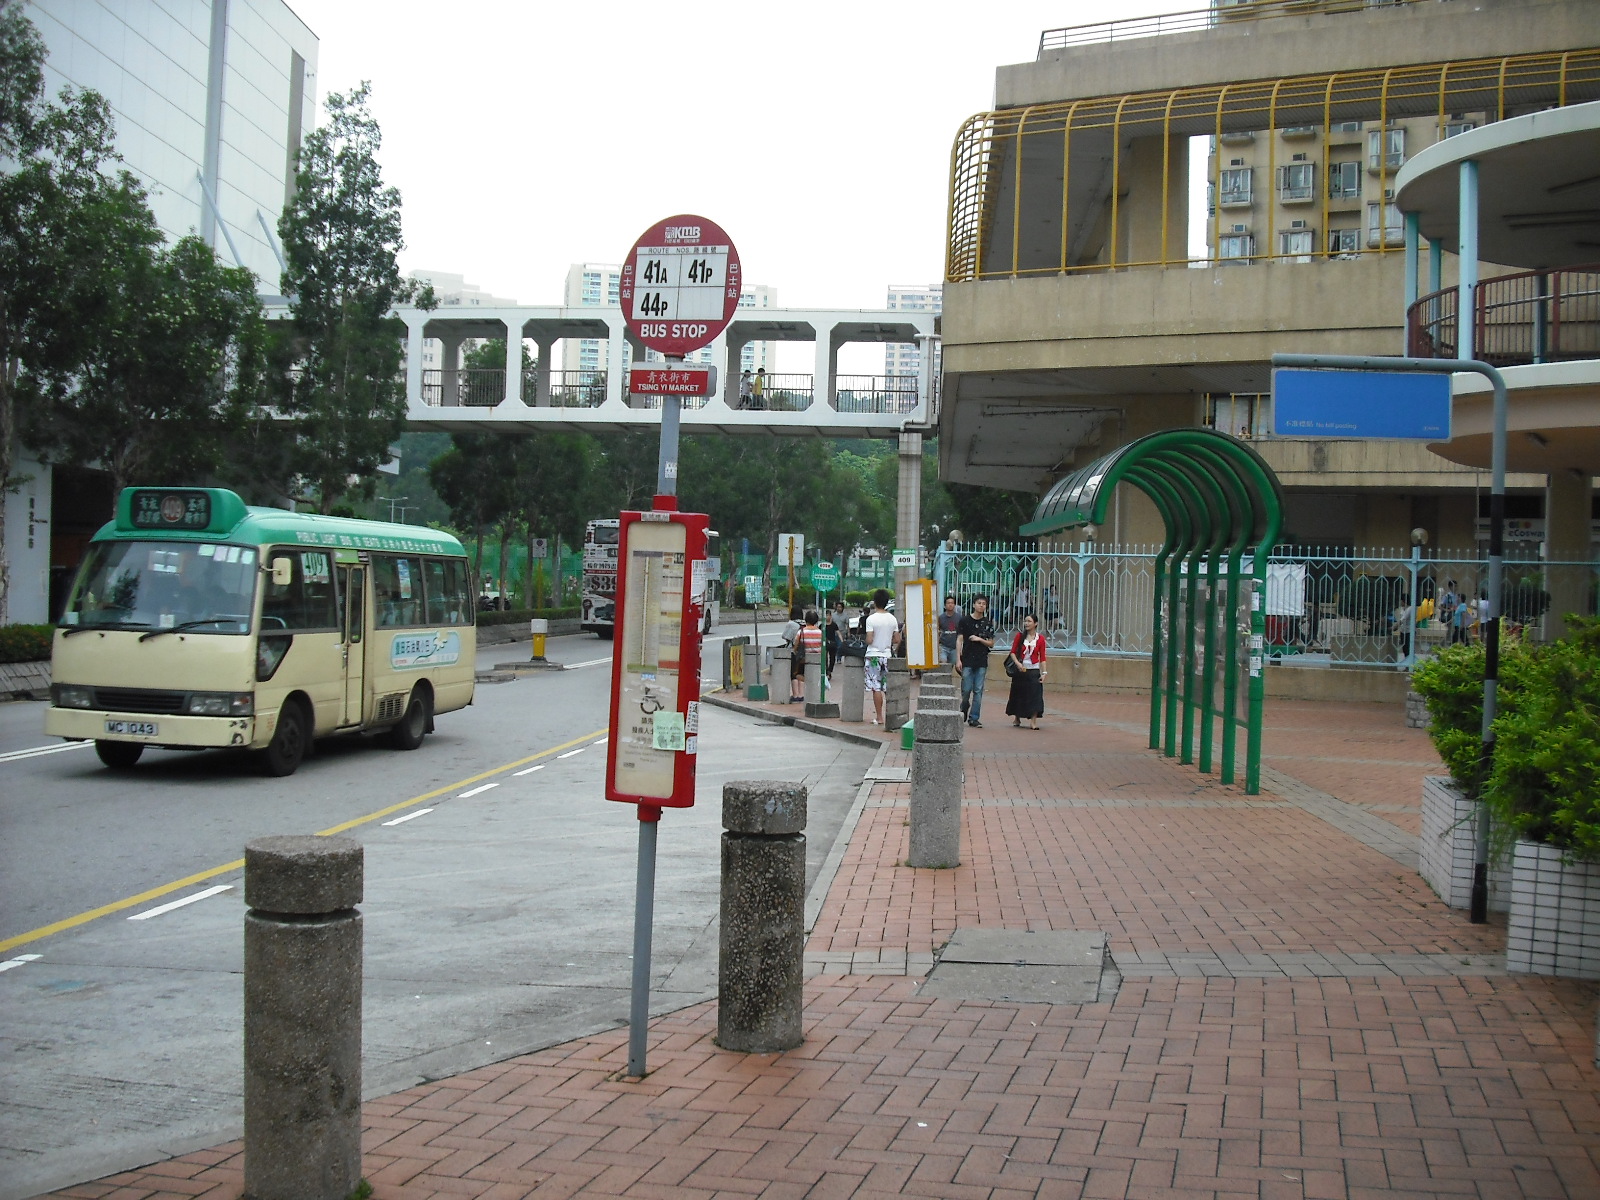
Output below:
[1004,655,1022,678]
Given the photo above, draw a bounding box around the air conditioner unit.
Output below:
[1384,188,1395,200]
[1290,220,1308,230]
[1230,158,1244,167]
[1292,153,1308,162]
[1230,224,1248,234]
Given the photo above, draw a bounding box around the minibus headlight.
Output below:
[53,684,95,709]
[186,692,254,717]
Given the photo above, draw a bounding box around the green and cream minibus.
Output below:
[47,487,476,775]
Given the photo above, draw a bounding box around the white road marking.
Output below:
[593,737,609,745]
[127,885,233,921]
[0,741,94,764]
[382,808,434,826]
[557,748,585,759]
[0,954,43,972]
[566,657,612,669]
[458,783,499,798]
[513,764,547,776]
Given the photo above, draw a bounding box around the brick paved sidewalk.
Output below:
[48,692,1600,1199]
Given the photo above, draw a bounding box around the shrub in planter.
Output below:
[1484,617,1600,862]
[0,624,54,664]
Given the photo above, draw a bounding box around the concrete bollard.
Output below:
[772,645,793,702]
[244,835,364,1200]
[719,781,807,1053]
[885,660,911,730]
[907,708,964,868]
[836,656,865,722]
[742,644,768,702]
[804,659,838,718]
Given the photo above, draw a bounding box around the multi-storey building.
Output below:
[8,0,319,623]
[885,284,943,379]
[939,0,1599,559]
[407,270,521,372]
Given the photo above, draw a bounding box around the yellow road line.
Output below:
[0,729,607,955]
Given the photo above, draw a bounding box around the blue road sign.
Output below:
[1272,368,1452,440]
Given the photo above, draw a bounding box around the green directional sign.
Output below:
[811,561,840,591]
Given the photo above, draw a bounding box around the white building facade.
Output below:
[7,0,319,623]
[884,284,942,378]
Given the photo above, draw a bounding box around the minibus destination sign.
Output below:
[130,489,211,530]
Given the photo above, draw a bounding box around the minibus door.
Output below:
[340,565,366,726]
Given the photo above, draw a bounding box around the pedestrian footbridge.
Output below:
[398,305,940,438]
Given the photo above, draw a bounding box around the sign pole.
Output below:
[613,214,739,1077]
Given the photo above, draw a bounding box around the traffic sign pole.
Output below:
[615,216,741,1076]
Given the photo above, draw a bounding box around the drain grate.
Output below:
[919,928,1120,1004]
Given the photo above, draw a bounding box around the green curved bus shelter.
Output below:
[1021,429,1284,794]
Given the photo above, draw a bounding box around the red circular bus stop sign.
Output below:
[619,214,741,359]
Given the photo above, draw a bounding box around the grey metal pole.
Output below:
[1271,351,1506,924]
[627,807,660,1076]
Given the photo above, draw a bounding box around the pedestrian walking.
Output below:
[752,367,767,409]
[937,594,961,666]
[798,610,824,697]
[864,589,900,726]
[954,594,995,728]
[1004,613,1047,729]
[827,599,848,675]
[781,606,805,702]
[738,369,753,409]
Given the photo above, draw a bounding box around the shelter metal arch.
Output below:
[1021,429,1285,793]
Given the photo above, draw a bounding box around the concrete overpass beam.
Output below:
[502,324,523,407]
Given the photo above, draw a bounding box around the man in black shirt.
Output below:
[953,595,995,728]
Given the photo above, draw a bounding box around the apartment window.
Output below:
[1331,120,1362,133]
[1366,202,1402,247]
[1276,162,1315,202]
[1328,161,1362,201]
[1278,228,1314,260]
[1218,232,1254,263]
[1218,167,1252,207]
[1328,227,1360,255]
[1368,127,1405,170]
[1442,120,1476,139]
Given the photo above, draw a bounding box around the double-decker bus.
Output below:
[580,518,619,637]
[47,487,476,776]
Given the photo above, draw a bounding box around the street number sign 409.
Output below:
[620,214,741,358]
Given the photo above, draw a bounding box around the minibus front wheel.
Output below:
[262,700,309,777]
[95,740,144,769]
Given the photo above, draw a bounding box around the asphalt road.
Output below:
[0,630,875,1200]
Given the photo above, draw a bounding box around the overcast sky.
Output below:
[282,0,1190,312]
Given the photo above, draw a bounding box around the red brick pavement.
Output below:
[46,690,1600,1199]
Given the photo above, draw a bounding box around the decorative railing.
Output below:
[1037,0,1430,57]
[1408,265,1600,366]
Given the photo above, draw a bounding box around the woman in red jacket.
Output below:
[1004,612,1047,729]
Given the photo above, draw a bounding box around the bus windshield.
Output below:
[60,540,259,635]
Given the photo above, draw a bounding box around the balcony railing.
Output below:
[1408,265,1600,366]
[422,368,505,407]
[1036,0,1428,57]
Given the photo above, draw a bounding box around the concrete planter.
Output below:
[1418,776,1509,913]
[1506,840,1600,980]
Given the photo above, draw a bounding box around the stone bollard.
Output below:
[804,659,839,718]
[244,835,364,1200]
[719,781,806,1052]
[742,644,768,702]
[885,659,911,730]
[836,656,865,722]
[1405,688,1429,730]
[772,645,793,702]
[907,708,964,868]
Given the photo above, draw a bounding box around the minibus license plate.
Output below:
[105,720,158,737]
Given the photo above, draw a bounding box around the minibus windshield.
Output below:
[60,540,259,635]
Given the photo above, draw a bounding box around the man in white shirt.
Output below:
[863,588,900,726]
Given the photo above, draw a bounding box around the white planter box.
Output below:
[1506,841,1600,980]
[1418,776,1509,913]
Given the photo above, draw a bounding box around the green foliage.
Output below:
[475,606,579,627]
[273,82,429,512]
[0,622,52,663]
[1412,619,1600,860]
[1484,618,1600,861]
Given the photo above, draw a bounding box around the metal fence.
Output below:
[1408,265,1600,365]
[935,542,1600,669]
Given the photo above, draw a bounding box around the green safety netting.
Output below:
[1021,429,1284,794]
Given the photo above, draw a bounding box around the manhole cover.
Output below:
[919,928,1117,1004]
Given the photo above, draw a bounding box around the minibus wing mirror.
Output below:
[270,557,293,586]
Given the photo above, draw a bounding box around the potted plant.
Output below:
[1412,618,1600,977]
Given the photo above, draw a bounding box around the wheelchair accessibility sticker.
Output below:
[390,631,461,670]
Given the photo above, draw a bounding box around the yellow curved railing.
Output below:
[947,50,1600,282]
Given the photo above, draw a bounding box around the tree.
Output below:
[430,432,519,589]
[23,226,265,497]
[275,82,429,512]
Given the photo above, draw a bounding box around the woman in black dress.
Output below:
[1004,613,1047,729]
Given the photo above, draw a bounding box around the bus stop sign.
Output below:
[619,215,741,358]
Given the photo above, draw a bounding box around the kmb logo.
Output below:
[664,226,701,241]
